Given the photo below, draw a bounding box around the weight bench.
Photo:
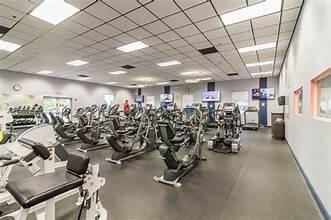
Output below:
[1,153,107,220]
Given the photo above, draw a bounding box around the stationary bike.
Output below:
[154,106,206,187]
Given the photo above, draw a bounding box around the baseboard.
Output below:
[285,139,331,220]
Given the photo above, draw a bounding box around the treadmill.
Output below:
[242,106,259,130]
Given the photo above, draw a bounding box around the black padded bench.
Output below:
[6,153,89,209]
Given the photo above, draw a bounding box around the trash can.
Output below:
[272,118,285,140]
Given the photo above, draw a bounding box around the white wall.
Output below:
[140,77,281,126]
[0,70,134,111]
[279,0,331,217]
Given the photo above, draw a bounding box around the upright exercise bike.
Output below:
[154,106,206,187]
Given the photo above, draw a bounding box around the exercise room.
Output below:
[0,0,330,219]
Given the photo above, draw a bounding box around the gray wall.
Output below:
[140,77,281,126]
[279,0,331,216]
[0,70,134,111]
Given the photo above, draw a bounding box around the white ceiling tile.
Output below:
[146,0,180,18]
[163,12,191,29]
[72,11,103,28]
[212,0,246,14]
[280,21,296,33]
[282,7,301,23]
[66,0,96,9]
[204,28,227,40]
[109,16,138,32]
[83,30,108,41]
[175,0,206,10]
[283,0,303,10]
[127,28,153,40]
[196,16,223,32]
[252,13,280,29]
[20,15,53,31]
[0,17,17,28]
[59,19,90,34]
[126,7,158,26]
[144,20,170,35]
[141,36,163,47]
[253,25,279,38]
[94,24,122,37]
[185,34,206,44]
[102,0,141,13]
[113,33,136,44]
[226,21,251,35]
[168,38,189,48]
[157,31,181,42]
[85,1,120,21]
[175,24,200,37]
[185,2,216,22]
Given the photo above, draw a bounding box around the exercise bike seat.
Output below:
[6,153,89,209]
[116,129,130,135]
[170,135,185,144]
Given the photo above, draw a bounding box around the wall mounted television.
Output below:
[160,94,174,103]
[201,91,221,102]
[134,95,144,103]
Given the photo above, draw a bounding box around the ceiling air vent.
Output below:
[198,46,218,55]
[77,74,89,78]
[131,83,137,86]
[170,79,179,82]
[121,65,136,69]
[0,25,10,35]
[227,73,238,76]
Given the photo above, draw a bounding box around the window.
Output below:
[311,68,331,119]
[232,91,249,112]
[294,87,303,114]
[104,94,114,106]
[320,75,331,118]
[43,96,72,117]
[146,96,155,107]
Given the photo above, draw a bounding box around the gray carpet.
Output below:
[6,128,322,220]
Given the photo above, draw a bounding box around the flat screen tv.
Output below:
[252,88,260,99]
[260,88,275,100]
[160,94,174,103]
[201,91,221,102]
[134,95,144,103]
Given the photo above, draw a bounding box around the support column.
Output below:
[207,82,215,123]
[259,78,268,126]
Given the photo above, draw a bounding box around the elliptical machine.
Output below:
[77,104,109,152]
[106,104,157,165]
[154,106,206,187]
[208,103,242,153]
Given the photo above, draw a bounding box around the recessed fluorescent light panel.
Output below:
[109,71,126,75]
[156,82,169,85]
[0,39,21,52]
[250,71,272,76]
[116,41,149,53]
[238,42,276,53]
[30,0,79,25]
[246,61,274,67]
[180,71,201,76]
[66,60,88,66]
[106,82,118,85]
[185,79,200,83]
[157,61,181,67]
[37,70,53,75]
[200,77,212,81]
[221,0,281,25]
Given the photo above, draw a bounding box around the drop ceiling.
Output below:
[0,0,303,87]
